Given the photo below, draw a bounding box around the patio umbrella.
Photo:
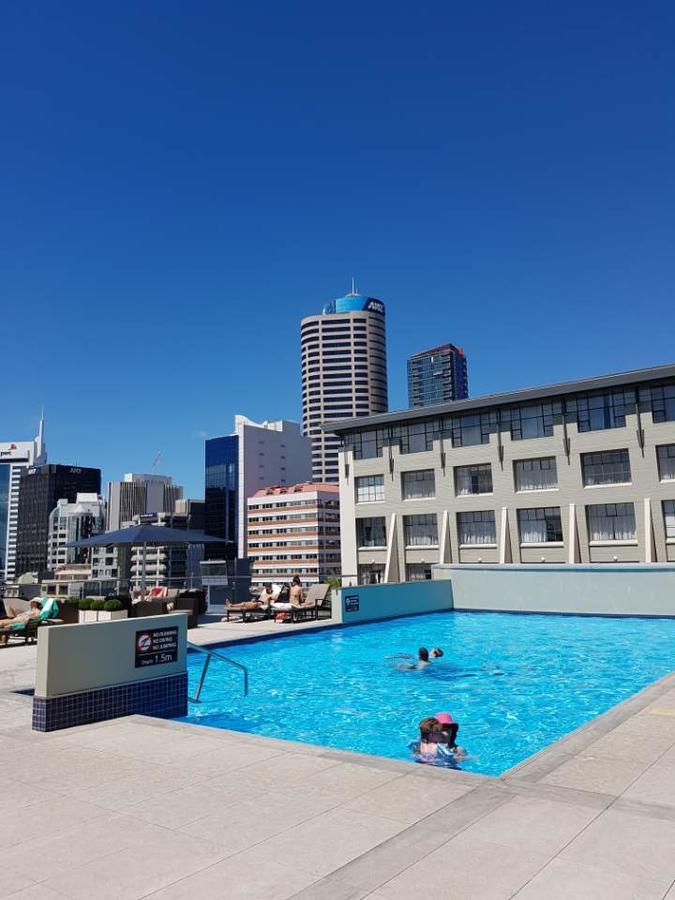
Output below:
[68,524,227,598]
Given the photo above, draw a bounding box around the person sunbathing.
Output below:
[0,600,41,627]
[222,584,275,621]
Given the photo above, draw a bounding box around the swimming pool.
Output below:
[179,611,675,776]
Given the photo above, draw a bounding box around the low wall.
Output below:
[33,614,188,731]
[336,580,453,625]
[434,564,675,617]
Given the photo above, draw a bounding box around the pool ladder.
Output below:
[187,641,249,702]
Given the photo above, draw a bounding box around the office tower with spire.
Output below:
[301,282,388,482]
[0,417,46,583]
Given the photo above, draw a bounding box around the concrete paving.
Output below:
[1,622,674,899]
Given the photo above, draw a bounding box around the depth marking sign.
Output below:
[135,627,179,668]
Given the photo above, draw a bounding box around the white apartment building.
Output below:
[246,483,341,586]
[47,493,106,572]
[0,418,46,583]
[301,286,388,484]
[332,364,675,584]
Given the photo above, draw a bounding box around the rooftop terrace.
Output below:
[1,618,674,899]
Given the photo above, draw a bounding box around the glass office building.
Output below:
[204,435,238,560]
[407,343,469,408]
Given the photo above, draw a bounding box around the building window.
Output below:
[581,449,631,486]
[403,514,438,547]
[457,510,496,545]
[514,457,558,492]
[657,445,675,481]
[586,503,636,542]
[663,501,675,540]
[450,411,494,447]
[455,463,493,496]
[406,563,432,581]
[505,402,558,440]
[355,475,385,503]
[344,429,387,460]
[401,470,435,500]
[575,391,630,432]
[392,421,441,454]
[517,507,563,543]
[358,563,385,584]
[641,383,675,423]
[356,517,386,548]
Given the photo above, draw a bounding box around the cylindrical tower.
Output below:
[301,287,388,482]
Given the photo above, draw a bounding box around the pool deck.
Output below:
[1,621,675,899]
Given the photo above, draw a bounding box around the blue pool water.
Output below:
[179,611,675,776]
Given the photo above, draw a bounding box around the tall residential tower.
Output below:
[407,343,469,408]
[301,284,388,482]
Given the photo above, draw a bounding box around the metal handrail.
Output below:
[187,641,249,702]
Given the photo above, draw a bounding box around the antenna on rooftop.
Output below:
[350,276,357,295]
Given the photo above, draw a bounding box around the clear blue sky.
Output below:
[2,1,674,498]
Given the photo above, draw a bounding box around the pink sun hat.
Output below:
[435,712,454,725]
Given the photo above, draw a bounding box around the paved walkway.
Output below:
[1,624,674,899]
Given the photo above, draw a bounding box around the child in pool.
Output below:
[432,711,467,760]
[411,717,458,763]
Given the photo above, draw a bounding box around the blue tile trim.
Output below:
[32,672,188,732]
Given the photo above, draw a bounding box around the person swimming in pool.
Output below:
[410,717,461,764]
[392,646,445,670]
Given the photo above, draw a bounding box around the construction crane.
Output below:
[151,451,162,472]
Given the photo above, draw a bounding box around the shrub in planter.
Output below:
[98,597,128,621]
[79,597,100,622]
[90,598,106,611]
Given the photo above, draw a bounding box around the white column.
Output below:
[567,503,579,564]
[438,510,452,565]
[644,497,653,564]
[384,513,400,583]
[499,507,512,564]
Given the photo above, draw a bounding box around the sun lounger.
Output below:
[0,598,61,646]
[290,584,331,622]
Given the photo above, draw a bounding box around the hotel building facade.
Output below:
[301,286,388,483]
[332,364,675,584]
[246,483,341,587]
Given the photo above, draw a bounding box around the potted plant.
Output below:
[98,598,127,621]
[325,576,342,617]
[78,597,96,623]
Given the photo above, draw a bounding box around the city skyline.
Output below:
[3,3,675,497]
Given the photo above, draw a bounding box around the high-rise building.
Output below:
[247,483,341,587]
[0,418,46,583]
[301,284,388,484]
[15,464,101,578]
[204,416,311,559]
[47,493,106,571]
[407,344,469,408]
[91,473,184,587]
[106,473,183,530]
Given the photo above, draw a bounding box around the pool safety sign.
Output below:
[344,594,360,613]
[135,627,178,668]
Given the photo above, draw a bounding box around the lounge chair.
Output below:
[0,598,61,646]
[290,584,331,622]
[224,588,275,623]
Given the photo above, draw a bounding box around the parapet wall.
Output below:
[336,580,453,624]
[33,614,188,731]
[434,564,675,617]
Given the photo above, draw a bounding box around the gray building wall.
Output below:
[336,368,675,582]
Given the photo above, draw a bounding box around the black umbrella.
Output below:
[68,524,226,596]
